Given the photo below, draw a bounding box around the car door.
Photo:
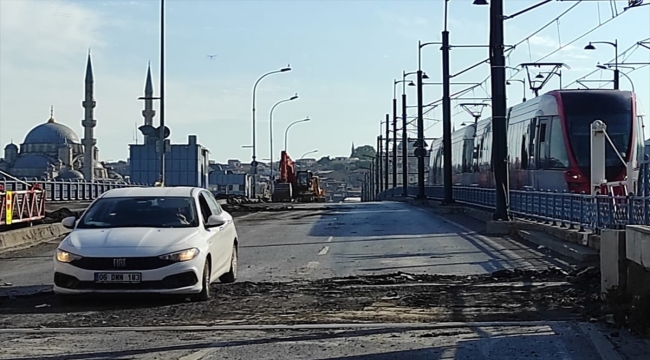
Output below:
[199,191,231,273]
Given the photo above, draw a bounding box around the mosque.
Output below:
[0,54,116,181]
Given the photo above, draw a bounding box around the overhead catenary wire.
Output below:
[409,1,638,133]
[565,38,649,88]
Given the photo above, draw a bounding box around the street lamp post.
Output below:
[416,40,441,199]
[392,81,398,189]
[506,79,526,102]
[394,77,416,194]
[585,40,619,89]
[401,72,418,197]
[377,135,383,193]
[284,117,311,153]
[384,113,389,192]
[269,94,298,193]
[251,65,292,197]
[441,0,454,204]
[597,64,636,92]
[159,0,166,185]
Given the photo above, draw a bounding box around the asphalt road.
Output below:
[1,322,646,360]
[1,200,571,295]
[1,200,649,359]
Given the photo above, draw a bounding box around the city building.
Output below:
[209,172,253,197]
[129,135,210,187]
[128,64,210,187]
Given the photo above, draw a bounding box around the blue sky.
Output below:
[0,0,648,163]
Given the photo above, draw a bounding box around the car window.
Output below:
[76,196,199,229]
[197,194,213,224]
[202,191,223,215]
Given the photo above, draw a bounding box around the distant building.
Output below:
[209,172,253,197]
[129,135,210,187]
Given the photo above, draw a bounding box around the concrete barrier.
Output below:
[0,223,69,251]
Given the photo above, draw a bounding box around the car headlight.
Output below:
[56,249,83,263]
[159,248,200,262]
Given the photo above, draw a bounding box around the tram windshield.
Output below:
[562,91,633,171]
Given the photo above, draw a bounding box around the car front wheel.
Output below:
[219,245,238,284]
[191,259,211,301]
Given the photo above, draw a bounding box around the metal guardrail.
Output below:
[377,162,650,233]
[0,179,147,202]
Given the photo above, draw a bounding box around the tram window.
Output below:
[521,135,528,169]
[538,122,548,169]
[636,115,645,165]
[548,117,569,168]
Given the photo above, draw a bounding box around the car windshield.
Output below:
[76,196,199,229]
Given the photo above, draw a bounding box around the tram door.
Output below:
[532,116,552,190]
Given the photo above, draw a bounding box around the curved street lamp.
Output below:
[284,117,311,153]
[269,93,298,191]
[251,65,291,197]
[585,40,619,89]
[596,64,635,93]
[300,149,318,159]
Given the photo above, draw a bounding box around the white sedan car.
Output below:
[53,186,238,301]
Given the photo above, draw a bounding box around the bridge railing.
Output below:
[377,162,650,233]
[0,179,148,202]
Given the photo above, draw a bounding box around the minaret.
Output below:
[82,52,97,181]
[142,62,156,145]
[351,142,355,157]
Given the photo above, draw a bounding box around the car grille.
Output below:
[69,257,174,270]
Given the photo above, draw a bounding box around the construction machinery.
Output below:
[272,151,326,203]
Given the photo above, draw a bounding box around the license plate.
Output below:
[94,273,142,283]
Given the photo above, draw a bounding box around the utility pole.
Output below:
[158,0,166,186]
[489,0,509,220]
[416,70,426,199]
[385,114,389,191]
[378,135,383,192]
[401,90,408,197]
[441,0,453,204]
[392,98,398,188]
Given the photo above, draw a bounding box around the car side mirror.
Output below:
[206,214,226,228]
[61,216,77,229]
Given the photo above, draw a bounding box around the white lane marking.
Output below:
[326,236,333,242]
[414,207,537,269]
[318,246,330,255]
[298,261,319,275]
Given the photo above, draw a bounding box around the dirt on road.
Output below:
[0,268,609,329]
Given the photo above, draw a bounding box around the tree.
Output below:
[317,156,332,165]
[351,145,376,160]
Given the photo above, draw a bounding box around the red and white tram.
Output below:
[428,89,645,194]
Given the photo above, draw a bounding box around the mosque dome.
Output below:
[23,112,80,145]
[56,169,85,180]
[5,143,18,151]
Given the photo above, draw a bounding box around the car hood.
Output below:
[65,227,200,251]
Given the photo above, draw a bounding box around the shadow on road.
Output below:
[3,325,590,360]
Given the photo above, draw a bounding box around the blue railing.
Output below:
[0,179,148,202]
[376,162,650,232]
